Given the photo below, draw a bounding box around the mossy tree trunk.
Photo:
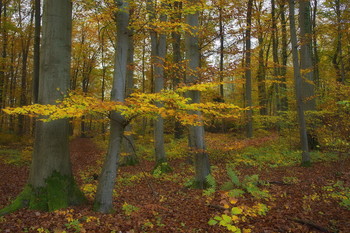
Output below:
[0,0,86,216]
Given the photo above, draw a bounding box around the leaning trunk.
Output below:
[94,0,129,213]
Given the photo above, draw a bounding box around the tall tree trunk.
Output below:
[289,0,311,166]
[279,0,288,111]
[172,1,184,139]
[333,0,345,83]
[219,4,224,99]
[256,1,267,116]
[1,0,86,216]
[18,6,34,136]
[311,0,320,87]
[94,0,129,213]
[185,0,210,188]
[271,0,281,112]
[32,0,40,103]
[147,0,168,168]
[299,0,316,111]
[121,13,137,166]
[245,0,253,137]
[0,0,7,127]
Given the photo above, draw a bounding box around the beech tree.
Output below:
[185,0,210,188]
[0,0,86,216]
[147,0,169,170]
[94,0,129,213]
[289,0,311,166]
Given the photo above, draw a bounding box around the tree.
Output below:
[299,0,316,111]
[289,0,311,166]
[0,0,86,216]
[147,0,169,170]
[185,0,210,188]
[94,0,129,213]
[245,0,253,137]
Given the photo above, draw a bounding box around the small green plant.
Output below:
[122,202,139,216]
[203,174,217,196]
[65,219,82,232]
[152,162,172,178]
[323,181,350,210]
[221,167,270,199]
[282,176,299,184]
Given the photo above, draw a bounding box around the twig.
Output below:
[287,217,333,233]
[208,204,228,211]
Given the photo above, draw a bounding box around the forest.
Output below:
[0,0,349,232]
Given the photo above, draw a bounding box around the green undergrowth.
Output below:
[0,147,32,165]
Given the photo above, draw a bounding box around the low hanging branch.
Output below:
[2,82,247,125]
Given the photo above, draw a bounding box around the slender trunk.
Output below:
[272,0,281,112]
[121,14,137,166]
[172,1,184,139]
[245,0,253,137]
[333,0,345,83]
[219,5,224,99]
[19,7,34,135]
[299,0,316,111]
[147,0,167,166]
[289,0,311,166]
[311,0,320,87]
[94,0,129,213]
[280,1,288,111]
[32,0,40,103]
[185,0,210,188]
[0,1,7,124]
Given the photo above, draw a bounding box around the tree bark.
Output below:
[289,0,311,166]
[185,0,210,188]
[0,0,86,216]
[172,1,184,139]
[245,0,253,137]
[299,0,316,111]
[279,0,288,111]
[32,0,40,104]
[147,0,168,168]
[94,0,129,213]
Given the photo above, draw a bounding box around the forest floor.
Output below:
[0,132,349,233]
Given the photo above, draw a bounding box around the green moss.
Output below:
[0,171,86,216]
[301,160,312,167]
[0,186,31,216]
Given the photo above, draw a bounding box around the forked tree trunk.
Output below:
[94,0,129,213]
[0,0,86,216]
[185,0,210,188]
[289,0,311,166]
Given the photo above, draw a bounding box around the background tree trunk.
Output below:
[185,0,210,188]
[289,0,311,166]
[245,0,253,137]
[299,0,316,111]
